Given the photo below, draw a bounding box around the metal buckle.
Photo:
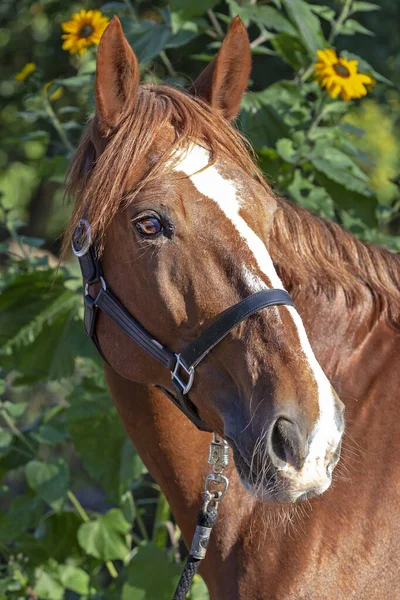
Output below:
[172,355,195,395]
[204,473,229,503]
[72,219,92,257]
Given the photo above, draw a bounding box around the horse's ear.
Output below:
[190,16,251,121]
[95,16,139,135]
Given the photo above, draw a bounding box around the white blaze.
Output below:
[173,145,340,484]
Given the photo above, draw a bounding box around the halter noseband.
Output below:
[72,219,296,432]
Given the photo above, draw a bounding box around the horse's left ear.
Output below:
[95,16,140,135]
[190,16,251,121]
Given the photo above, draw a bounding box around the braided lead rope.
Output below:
[171,435,230,600]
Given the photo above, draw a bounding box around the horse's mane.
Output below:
[63,84,267,256]
[64,82,400,329]
[271,199,400,329]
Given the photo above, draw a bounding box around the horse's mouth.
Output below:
[225,435,334,504]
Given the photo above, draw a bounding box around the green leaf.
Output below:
[34,562,64,600]
[126,22,171,63]
[282,0,325,57]
[0,430,12,457]
[25,458,70,512]
[189,574,209,600]
[122,543,181,600]
[121,490,136,524]
[227,1,296,34]
[55,75,93,88]
[78,508,130,561]
[351,2,380,13]
[315,171,378,227]
[119,439,147,493]
[0,496,43,543]
[276,138,296,163]
[58,564,90,595]
[309,145,370,195]
[339,19,374,36]
[33,511,82,563]
[170,0,217,19]
[30,423,67,445]
[271,33,308,70]
[67,381,127,498]
[309,5,335,21]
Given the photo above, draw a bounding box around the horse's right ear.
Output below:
[95,16,139,135]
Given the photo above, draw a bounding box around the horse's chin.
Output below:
[239,474,332,504]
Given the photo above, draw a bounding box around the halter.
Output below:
[72,219,296,432]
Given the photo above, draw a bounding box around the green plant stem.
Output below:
[0,405,36,454]
[328,0,353,44]
[207,9,224,39]
[159,51,176,77]
[135,510,149,541]
[1,406,118,580]
[152,492,170,550]
[43,92,74,155]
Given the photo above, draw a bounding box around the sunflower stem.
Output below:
[43,90,75,155]
[328,0,353,44]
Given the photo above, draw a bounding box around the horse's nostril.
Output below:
[271,419,289,464]
[270,417,308,470]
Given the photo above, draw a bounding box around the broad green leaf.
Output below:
[59,564,90,595]
[0,496,42,542]
[126,22,171,63]
[287,169,334,218]
[78,508,130,561]
[33,511,82,563]
[282,0,325,57]
[34,562,64,600]
[309,145,371,195]
[271,33,309,70]
[315,171,378,227]
[30,423,67,446]
[122,543,181,600]
[170,0,217,19]
[67,381,127,497]
[189,574,209,600]
[120,490,136,524]
[227,1,296,35]
[276,138,296,163]
[25,458,70,512]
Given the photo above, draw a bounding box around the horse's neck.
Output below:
[103,366,217,545]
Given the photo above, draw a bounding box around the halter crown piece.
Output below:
[72,219,296,432]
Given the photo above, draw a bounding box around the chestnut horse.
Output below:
[66,17,400,599]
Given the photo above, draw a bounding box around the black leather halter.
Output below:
[72,220,296,432]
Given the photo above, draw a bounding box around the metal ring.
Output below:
[71,219,92,257]
[84,276,107,298]
[204,473,229,501]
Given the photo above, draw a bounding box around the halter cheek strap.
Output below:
[72,220,296,432]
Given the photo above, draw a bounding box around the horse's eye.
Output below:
[135,216,163,237]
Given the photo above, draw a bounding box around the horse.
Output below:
[65,16,400,599]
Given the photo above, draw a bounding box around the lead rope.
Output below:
[171,434,230,600]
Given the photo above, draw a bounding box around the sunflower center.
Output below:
[333,62,350,78]
[79,25,94,38]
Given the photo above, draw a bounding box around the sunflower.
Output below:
[314,49,375,101]
[61,9,109,56]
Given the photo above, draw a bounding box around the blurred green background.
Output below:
[0,1,399,598]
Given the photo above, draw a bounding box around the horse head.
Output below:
[67,16,344,503]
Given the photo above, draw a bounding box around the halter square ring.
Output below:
[172,355,195,395]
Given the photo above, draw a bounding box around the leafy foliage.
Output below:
[0,1,399,599]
